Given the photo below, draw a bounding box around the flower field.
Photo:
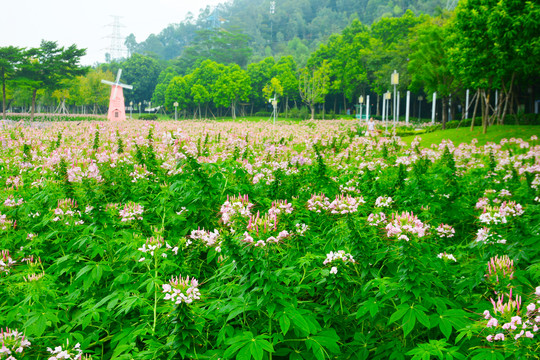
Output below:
[1,120,539,359]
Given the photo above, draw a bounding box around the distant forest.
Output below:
[125,0,453,66]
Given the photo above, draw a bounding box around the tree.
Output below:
[263,77,284,101]
[191,84,210,119]
[190,60,226,117]
[273,56,298,117]
[247,57,275,112]
[165,75,191,117]
[151,67,179,108]
[0,46,24,119]
[176,28,252,72]
[214,64,251,119]
[449,0,540,133]
[298,61,330,120]
[122,53,163,105]
[408,14,459,129]
[77,69,114,114]
[19,40,87,121]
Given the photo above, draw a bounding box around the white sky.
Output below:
[0,0,225,66]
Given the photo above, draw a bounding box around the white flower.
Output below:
[330,266,338,275]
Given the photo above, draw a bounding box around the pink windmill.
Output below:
[101,69,133,121]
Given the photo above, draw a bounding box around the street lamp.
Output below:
[391,70,399,128]
[174,101,178,121]
[418,96,423,121]
[129,101,133,119]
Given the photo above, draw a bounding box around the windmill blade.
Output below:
[115,69,122,84]
[101,80,116,86]
[112,69,124,98]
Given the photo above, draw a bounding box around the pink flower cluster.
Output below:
[3,195,24,208]
[220,194,253,226]
[242,229,291,247]
[0,250,16,274]
[47,339,85,360]
[436,252,457,262]
[5,176,22,190]
[385,211,429,239]
[475,227,506,245]
[491,289,522,316]
[119,201,144,222]
[162,275,201,305]
[435,224,455,238]
[323,250,356,265]
[267,199,294,217]
[478,201,524,225]
[328,194,364,214]
[485,255,515,284]
[190,228,221,252]
[367,212,387,227]
[483,287,540,343]
[374,196,393,208]
[307,194,330,213]
[0,327,31,358]
[52,199,84,225]
[0,213,15,231]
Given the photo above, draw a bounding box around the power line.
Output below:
[105,15,128,61]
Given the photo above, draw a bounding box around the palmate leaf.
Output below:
[224,332,274,360]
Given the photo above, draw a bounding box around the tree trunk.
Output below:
[482,89,489,134]
[231,101,236,119]
[285,96,289,119]
[322,102,325,120]
[310,105,315,120]
[500,73,515,126]
[2,77,6,120]
[442,96,448,130]
[376,94,380,116]
[470,89,480,131]
[30,89,37,122]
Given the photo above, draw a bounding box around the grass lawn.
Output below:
[401,125,539,147]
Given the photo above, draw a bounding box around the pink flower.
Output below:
[525,331,534,338]
[493,333,505,341]
[486,334,493,342]
[330,267,338,275]
[486,318,498,328]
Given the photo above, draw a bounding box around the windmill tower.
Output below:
[101,69,133,121]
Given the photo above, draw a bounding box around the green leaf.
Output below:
[402,309,416,337]
[279,314,291,335]
[439,317,452,340]
[388,304,409,325]
[413,306,430,329]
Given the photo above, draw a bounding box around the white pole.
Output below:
[465,89,470,119]
[405,91,410,124]
[495,90,498,113]
[382,94,386,125]
[448,94,451,121]
[393,84,397,126]
[366,95,370,120]
[396,91,399,121]
[432,92,437,124]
